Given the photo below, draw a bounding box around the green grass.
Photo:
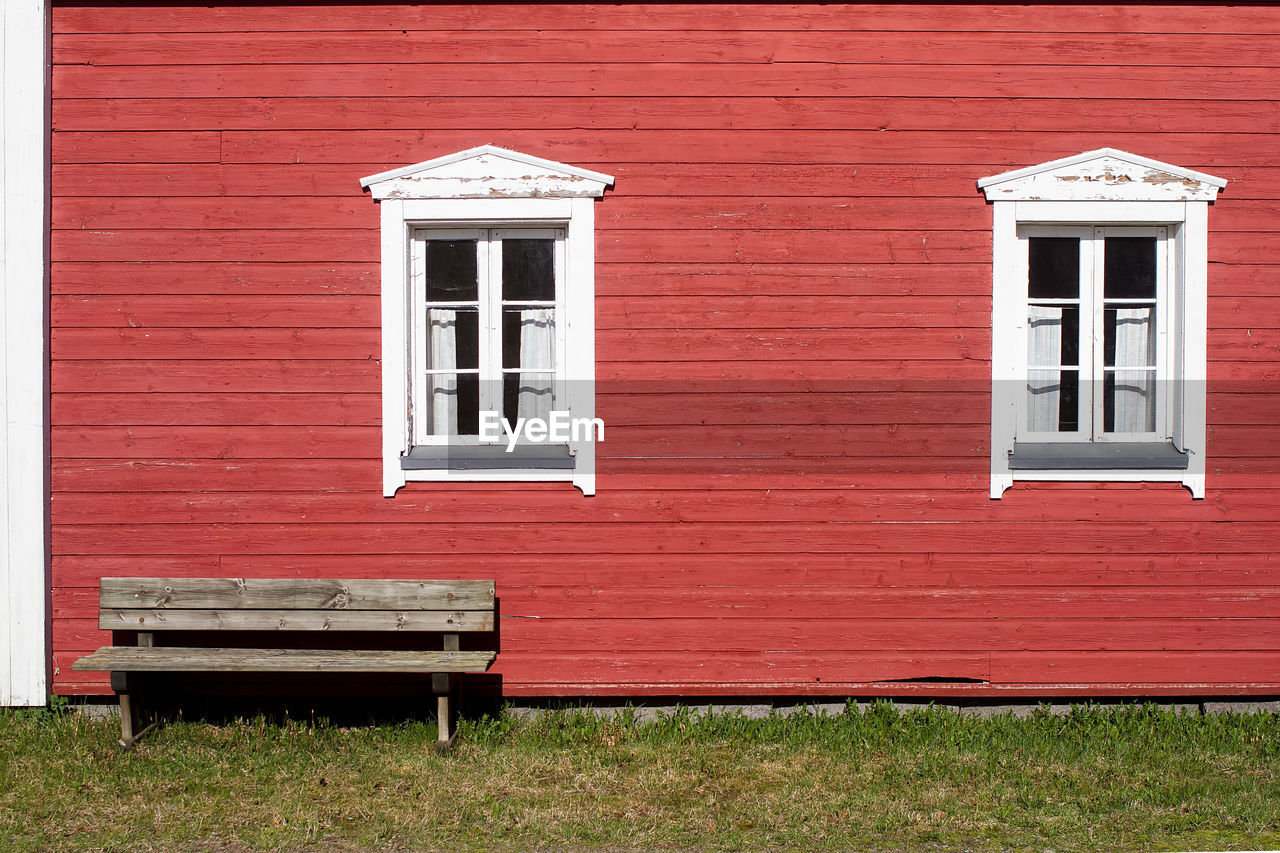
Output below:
[2,701,1278,852]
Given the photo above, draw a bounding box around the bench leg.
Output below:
[110,672,158,751]
[111,671,139,750]
[432,673,458,755]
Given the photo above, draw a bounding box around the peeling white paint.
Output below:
[362,145,613,201]
[979,148,1225,203]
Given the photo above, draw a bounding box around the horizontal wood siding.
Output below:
[49,2,1280,696]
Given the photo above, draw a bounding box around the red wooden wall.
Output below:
[49,3,1280,697]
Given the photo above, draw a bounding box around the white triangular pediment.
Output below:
[978,148,1226,202]
[361,145,614,200]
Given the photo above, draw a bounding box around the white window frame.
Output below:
[361,146,613,497]
[980,149,1226,499]
[1016,224,1171,444]
[408,226,566,450]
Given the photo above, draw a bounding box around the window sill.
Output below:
[401,444,575,471]
[1009,441,1188,470]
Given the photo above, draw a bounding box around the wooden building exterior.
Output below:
[39,3,1280,699]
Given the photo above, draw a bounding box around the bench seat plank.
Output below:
[73,647,497,674]
[100,578,496,611]
[99,608,494,632]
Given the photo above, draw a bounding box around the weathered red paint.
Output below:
[48,2,1280,697]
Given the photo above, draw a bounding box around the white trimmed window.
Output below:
[361,146,612,496]
[979,149,1226,499]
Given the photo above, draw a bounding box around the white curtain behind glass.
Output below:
[1112,307,1154,432]
[1027,304,1064,431]
[428,308,458,435]
[517,308,554,421]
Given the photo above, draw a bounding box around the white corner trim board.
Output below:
[0,0,50,706]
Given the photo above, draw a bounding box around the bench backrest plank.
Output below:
[101,578,495,613]
[100,609,494,633]
[98,578,496,633]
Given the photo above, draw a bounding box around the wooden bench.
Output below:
[73,577,496,753]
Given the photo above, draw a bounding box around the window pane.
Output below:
[502,239,555,301]
[502,308,555,371]
[1028,304,1079,367]
[1104,237,1156,299]
[1028,370,1079,432]
[1028,237,1079,299]
[428,373,480,436]
[504,374,554,425]
[427,308,478,371]
[1104,306,1156,368]
[1104,370,1156,433]
[502,307,555,425]
[424,240,478,302]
